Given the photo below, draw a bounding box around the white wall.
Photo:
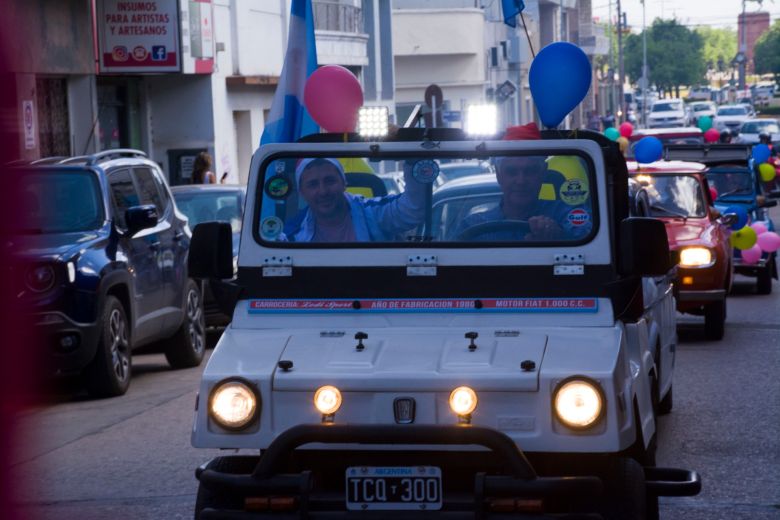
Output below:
[67,75,99,156]
[233,0,287,76]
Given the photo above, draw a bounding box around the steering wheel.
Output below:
[455,219,530,241]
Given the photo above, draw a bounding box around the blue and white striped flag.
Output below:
[501,0,526,28]
[260,0,319,145]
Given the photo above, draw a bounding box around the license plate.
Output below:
[345,466,442,511]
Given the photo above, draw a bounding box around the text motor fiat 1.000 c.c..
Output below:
[187,127,701,519]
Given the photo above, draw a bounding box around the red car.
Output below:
[628,160,734,339]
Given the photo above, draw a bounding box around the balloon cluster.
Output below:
[752,144,778,183]
[726,205,780,264]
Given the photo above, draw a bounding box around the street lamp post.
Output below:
[641,0,648,128]
[616,0,625,123]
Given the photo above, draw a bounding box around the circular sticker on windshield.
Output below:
[264,176,291,200]
[260,216,283,239]
[411,160,440,184]
[559,178,589,205]
[566,208,590,228]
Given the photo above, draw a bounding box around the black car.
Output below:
[171,184,246,325]
[7,149,206,397]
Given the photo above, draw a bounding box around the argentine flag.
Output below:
[260,0,319,145]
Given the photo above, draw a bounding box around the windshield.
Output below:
[438,161,493,183]
[705,167,754,198]
[173,190,244,233]
[637,175,706,218]
[692,104,711,112]
[740,121,780,134]
[717,107,747,116]
[652,102,681,112]
[256,153,596,246]
[7,169,104,234]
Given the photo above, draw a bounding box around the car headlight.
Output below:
[679,247,713,267]
[209,379,259,430]
[449,386,478,416]
[553,378,604,430]
[314,385,342,415]
[25,265,56,293]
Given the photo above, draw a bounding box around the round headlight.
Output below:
[25,265,56,293]
[209,380,258,430]
[314,385,342,415]
[449,386,478,416]
[679,247,712,267]
[553,378,604,430]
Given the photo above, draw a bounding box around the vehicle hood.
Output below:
[662,219,715,247]
[273,330,548,392]
[3,230,105,262]
[738,132,780,144]
[717,115,748,123]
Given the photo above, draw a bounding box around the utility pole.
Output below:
[739,0,747,90]
[608,0,614,117]
[641,0,648,128]
[617,0,625,123]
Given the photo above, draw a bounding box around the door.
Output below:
[108,168,166,345]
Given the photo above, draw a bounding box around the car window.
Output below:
[652,102,681,112]
[740,121,780,134]
[133,168,165,218]
[173,191,244,232]
[108,169,139,229]
[256,153,597,246]
[637,175,706,218]
[706,168,754,197]
[149,168,173,213]
[717,107,747,116]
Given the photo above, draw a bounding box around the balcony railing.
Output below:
[313,1,364,33]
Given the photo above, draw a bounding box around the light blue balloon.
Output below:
[634,136,663,164]
[529,42,592,129]
[752,144,771,164]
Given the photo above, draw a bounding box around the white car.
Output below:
[715,104,751,134]
[188,133,701,519]
[687,101,717,126]
[736,118,780,144]
[688,86,712,101]
[648,99,687,128]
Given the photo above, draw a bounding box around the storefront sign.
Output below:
[96,0,181,73]
[22,100,36,150]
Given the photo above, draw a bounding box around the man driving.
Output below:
[283,158,426,242]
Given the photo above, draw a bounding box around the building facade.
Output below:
[738,11,769,75]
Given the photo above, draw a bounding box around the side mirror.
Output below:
[125,205,158,235]
[618,217,672,276]
[189,222,234,279]
[763,199,778,208]
[719,213,738,227]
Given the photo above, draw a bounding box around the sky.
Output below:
[592,0,780,31]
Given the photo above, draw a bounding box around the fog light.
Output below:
[58,333,80,352]
[449,386,478,418]
[682,276,694,285]
[314,385,342,416]
[553,378,603,430]
[210,380,259,430]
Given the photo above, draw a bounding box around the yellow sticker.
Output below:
[559,178,589,205]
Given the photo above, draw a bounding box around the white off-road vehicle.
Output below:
[188,128,700,519]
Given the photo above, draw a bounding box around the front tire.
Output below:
[165,279,206,369]
[658,384,673,415]
[83,295,131,397]
[599,457,647,520]
[703,300,726,340]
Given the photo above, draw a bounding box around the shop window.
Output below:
[36,77,70,157]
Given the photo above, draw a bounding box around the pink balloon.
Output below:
[304,65,364,133]
[751,222,768,235]
[741,244,763,264]
[757,231,780,253]
[704,128,720,143]
[709,186,718,202]
[619,122,634,138]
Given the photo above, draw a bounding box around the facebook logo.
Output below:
[152,46,167,61]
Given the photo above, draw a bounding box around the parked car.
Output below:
[688,85,712,101]
[735,119,780,145]
[714,105,751,134]
[648,98,687,128]
[188,129,700,518]
[687,101,717,126]
[627,162,734,339]
[666,144,779,294]
[7,150,205,397]
[171,184,246,326]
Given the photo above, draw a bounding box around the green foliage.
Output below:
[624,19,707,92]
[696,27,737,72]
[754,20,780,77]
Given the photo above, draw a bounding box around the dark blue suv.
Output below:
[8,150,205,397]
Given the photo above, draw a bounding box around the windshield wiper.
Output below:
[716,188,750,198]
[650,204,688,220]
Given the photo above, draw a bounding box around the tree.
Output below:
[624,19,707,97]
[696,27,737,73]
[754,20,780,83]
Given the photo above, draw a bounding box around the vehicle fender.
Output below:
[622,319,656,451]
[96,267,136,333]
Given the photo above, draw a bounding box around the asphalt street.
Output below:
[10,212,780,519]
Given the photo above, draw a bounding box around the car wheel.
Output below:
[599,457,647,520]
[756,261,773,295]
[84,295,131,397]
[703,300,726,340]
[658,384,673,415]
[195,456,258,519]
[165,279,206,369]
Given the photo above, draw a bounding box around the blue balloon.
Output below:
[724,205,748,230]
[752,144,771,164]
[634,136,663,164]
[529,42,592,129]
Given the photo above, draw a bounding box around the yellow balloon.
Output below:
[758,162,776,182]
[617,136,629,154]
[730,226,758,250]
